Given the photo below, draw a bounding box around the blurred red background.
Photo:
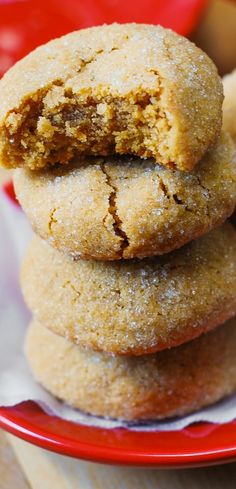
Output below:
[0,0,236,78]
[0,0,207,77]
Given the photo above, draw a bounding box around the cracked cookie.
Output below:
[0,23,223,172]
[21,223,236,355]
[25,318,236,421]
[14,131,236,260]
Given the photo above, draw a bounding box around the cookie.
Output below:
[25,318,236,421]
[21,223,236,355]
[0,23,222,172]
[223,70,236,143]
[14,131,236,261]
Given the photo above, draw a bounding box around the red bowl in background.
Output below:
[0,0,208,76]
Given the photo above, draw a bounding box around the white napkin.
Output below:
[1,188,236,431]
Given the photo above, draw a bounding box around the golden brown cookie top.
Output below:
[14,131,236,260]
[21,223,236,355]
[25,318,236,421]
[0,23,223,171]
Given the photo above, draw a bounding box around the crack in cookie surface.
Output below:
[100,162,129,258]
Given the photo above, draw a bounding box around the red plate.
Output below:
[1,181,236,468]
[1,402,236,467]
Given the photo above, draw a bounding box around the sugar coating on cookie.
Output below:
[21,224,236,355]
[25,319,236,421]
[13,131,236,260]
[0,23,223,171]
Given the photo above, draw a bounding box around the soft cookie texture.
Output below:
[0,23,223,172]
[14,131,236,260]
[25,318,236,421]
[21,224,236,355]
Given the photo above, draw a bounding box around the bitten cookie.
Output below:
[14,131,236,260]
[25,318,236,421]
[0,23,223,172]
[21,223,236,355]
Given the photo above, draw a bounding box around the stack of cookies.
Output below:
[1,24,236,421]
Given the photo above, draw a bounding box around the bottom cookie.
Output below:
[25,319,236,421]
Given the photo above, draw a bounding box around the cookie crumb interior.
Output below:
[0,23,223,171]
[3,85,176,170]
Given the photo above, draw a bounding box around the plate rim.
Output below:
[1,402,236,467]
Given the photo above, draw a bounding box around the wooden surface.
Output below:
[0,169,10,185]
[1,430,236,489]
[0,431,29,489]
